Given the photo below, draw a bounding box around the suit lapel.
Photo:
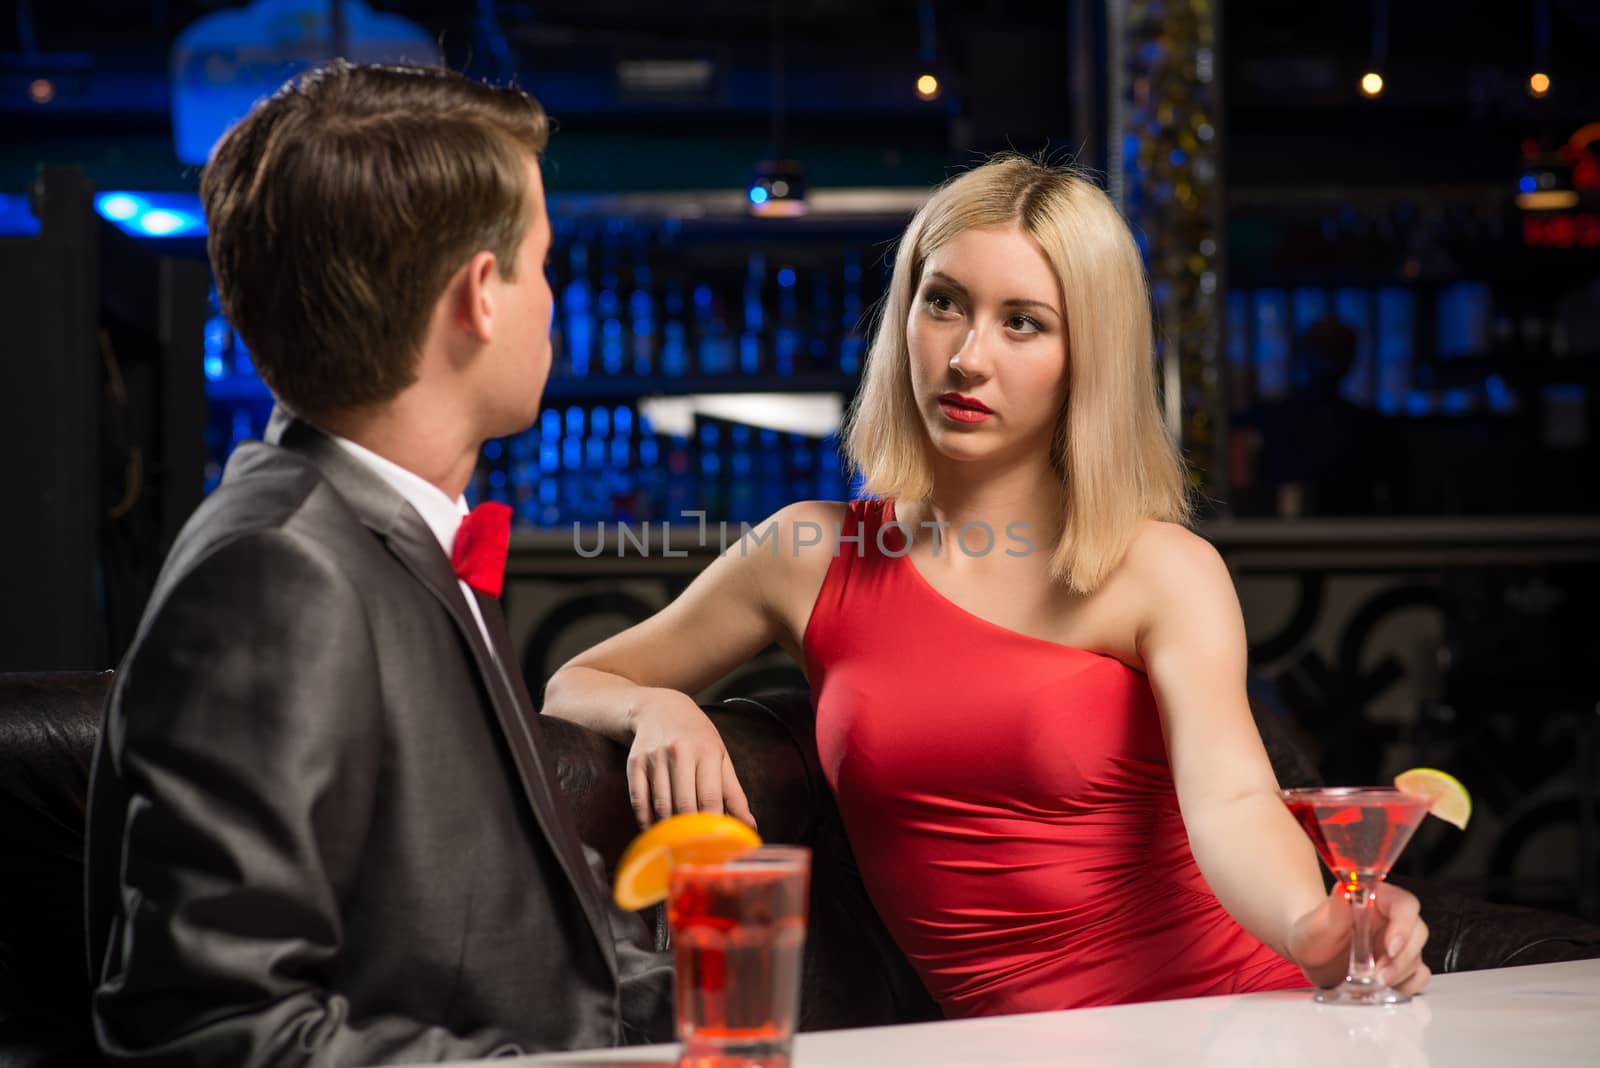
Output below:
[474,589,621,978]
[260,408,618,981]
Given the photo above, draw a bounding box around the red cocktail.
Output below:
[1282,787,1434,1005]
[668,845,810,1058]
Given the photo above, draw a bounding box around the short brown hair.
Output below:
[201,61,550,418]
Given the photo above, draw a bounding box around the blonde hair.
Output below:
[844,153,1191,593]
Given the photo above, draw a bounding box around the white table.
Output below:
[426,958,1600,1067]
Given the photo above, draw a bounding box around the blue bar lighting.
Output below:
[95,192,205,239]
[0,193,41,237]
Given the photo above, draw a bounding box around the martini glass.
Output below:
[1282,787,1434,1006]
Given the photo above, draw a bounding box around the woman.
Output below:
[542,154,1429,1015]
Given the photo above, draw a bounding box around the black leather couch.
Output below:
[4,672,1599,1066]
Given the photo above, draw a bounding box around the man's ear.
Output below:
[453,250,500,344]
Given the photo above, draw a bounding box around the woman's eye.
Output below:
[924,292,957,314]
[1007,314,1042,333]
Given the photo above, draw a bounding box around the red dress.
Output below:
[804,500,1306,1017]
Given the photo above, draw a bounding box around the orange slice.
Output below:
[612,812,762,911]
[1394,767,1472,830]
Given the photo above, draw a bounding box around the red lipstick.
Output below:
[937,392,993,423]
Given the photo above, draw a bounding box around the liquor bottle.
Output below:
[728,423,755,524]
[817,432,845,500]
[562,405,585,522]
[741,253,767,377]
[563,241,594,378]
[697,421,724,518]
[662,284,689,377]
[758,427,785,518]
[629,238,656,377]
[786,431,813,503]
[585,405,609,522]
[840,250,865,375]
[810,270,834,372]
[667,432,695,518]
[774,265,801,377]
[598,246,625,377]
[694,283,733,376]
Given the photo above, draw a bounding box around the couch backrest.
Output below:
[0,671,111,1063]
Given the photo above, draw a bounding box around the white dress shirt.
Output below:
[329,435,498,658]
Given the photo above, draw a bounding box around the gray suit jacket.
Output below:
[84,411,671,1065]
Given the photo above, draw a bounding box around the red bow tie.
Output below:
[451,502,512,598]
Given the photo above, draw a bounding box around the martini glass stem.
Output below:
[1347,878,1380,985]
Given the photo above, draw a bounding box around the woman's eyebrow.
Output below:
[928,271,1059,318]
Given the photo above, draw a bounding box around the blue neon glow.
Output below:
[203,317,230,354]
[204,355,226,380]
[171,0,439,165]
[138,210,194,236]
[97,194,143,221]
[95,191,206,239]
[749,186,770,205]
[1519,175,1537,194]
[777,267,796,288]
[1486,374,1516,413]
[0,193,40,237]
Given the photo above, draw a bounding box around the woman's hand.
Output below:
[1287,881,1431,994]
[625,690,756,830]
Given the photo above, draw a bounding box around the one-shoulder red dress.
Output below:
[804,499,1307,1017]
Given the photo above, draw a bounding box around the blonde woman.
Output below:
[543,154,1430,1015]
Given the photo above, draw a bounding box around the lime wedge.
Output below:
[1394,767,1472,830]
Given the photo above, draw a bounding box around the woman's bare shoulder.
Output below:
[734,500,853,648]
[1115,519,1237,617]
[730,499,852,580]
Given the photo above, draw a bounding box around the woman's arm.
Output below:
[1132,522,1430,992]
[543,501,839,828]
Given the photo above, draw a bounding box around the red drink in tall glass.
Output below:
[668,845,810,1057]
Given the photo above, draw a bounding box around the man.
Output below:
[84,61,670,1065]
[1232,316,1391,517]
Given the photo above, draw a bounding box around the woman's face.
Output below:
[906,222,1070,472]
